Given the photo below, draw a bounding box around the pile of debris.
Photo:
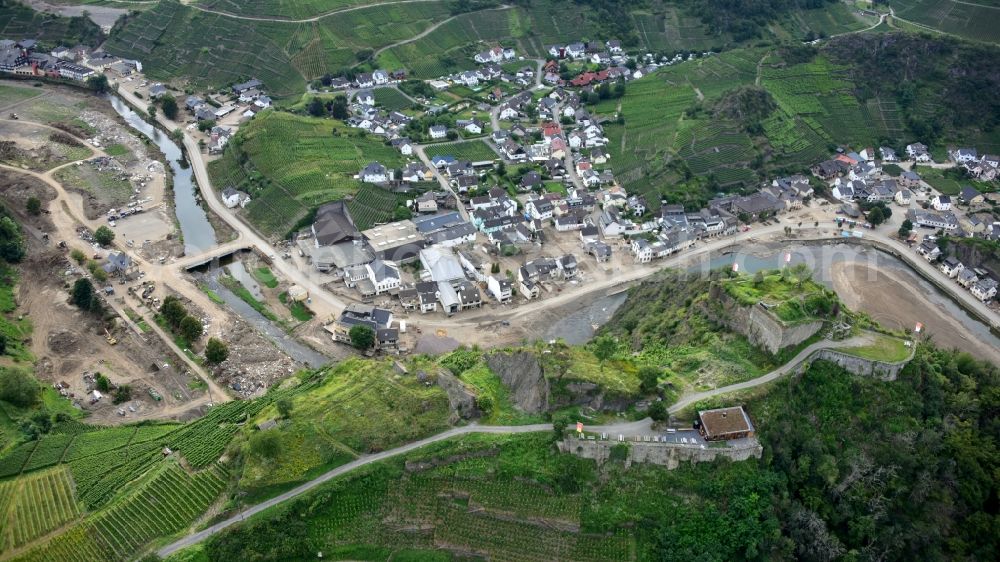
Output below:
[210,320,298,398]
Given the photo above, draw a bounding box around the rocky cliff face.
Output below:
[951,241,1000,281]
[485,351,549,413]
[712,287,823,354]
[436,370,479,422]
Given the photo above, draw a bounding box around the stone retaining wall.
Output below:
[714,289,824,354]
[560,438,763,469]
[807,348,908,381]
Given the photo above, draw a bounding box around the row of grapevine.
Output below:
[89,463,227,558]
[3,466,81,550]
[11,463,226,562]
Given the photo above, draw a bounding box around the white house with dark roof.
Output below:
[971,278,998,302]
[906,143,931,162]
[359,161,389,184]
[429,125,448,140]
[939,257,964,278]
[932,195,951,211]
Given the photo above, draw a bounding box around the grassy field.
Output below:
[0,83,42,106]
[837,333,912,362]
[239,359,451,495]
[208,111,403,237]
[721,269,834,323]
[372,87,414,111]
[891,0,1000,44]
[427,139,497,162]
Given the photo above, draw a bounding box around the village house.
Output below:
[939,257,964,278]
[894,188,912,206]
[906,143,932,162]
[932,194,951,211]
[330,304,393,346]
[950,147,978,163]
[429,125,448,140]
[585,240,612,262]
[487,275,512,303]
[917,239,941,261]
[908,208,958,231]
[971,278,998,302]
[221,187,250,209]
[957,268,979,288]
[364,259,401,295]
[359,161,390,184]
[959,186,984,206]
[899,170,921,189]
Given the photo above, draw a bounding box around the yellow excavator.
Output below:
[105,328,118,346]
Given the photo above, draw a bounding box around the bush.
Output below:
[160,94,178,120]
[179,316,204,342]
[205,337,229,364]
[25,197,41,216]
[647,400,668,421]
[93,225,115,246]
[71,278,102,314]
[0,366,40,407]
[0,216,26,263]
[70,249,86,264]
[349,325,374,350]
[112,385,132,404]
[249,431,281,459]
[95,372,111,393]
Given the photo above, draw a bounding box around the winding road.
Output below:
[667,334,874,414]
[156,419,650,557]
[155,329,890,556]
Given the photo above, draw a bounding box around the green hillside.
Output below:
[891,0,1000,44]
[596,33,1000,209]
[169,346,999,562]
[98,0,877,90]
[0,0,103,46]
[207,111,405,236]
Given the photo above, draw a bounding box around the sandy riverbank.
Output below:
[831,261,1000,364]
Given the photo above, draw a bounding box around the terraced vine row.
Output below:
[0,466,81,551]
[10,463,227,562]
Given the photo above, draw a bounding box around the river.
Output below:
[108,96,218,254]
[108,95,330,367]
[545,241,1000,358]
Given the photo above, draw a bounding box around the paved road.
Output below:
[667,334,873,414]
[157,419,643,557]
[114,86,351,324]
[412,143,470,221]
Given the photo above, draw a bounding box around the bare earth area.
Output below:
[831,261,1000,365]
[1,170,213,423]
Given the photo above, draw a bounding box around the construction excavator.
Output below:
[105,328,118,346]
